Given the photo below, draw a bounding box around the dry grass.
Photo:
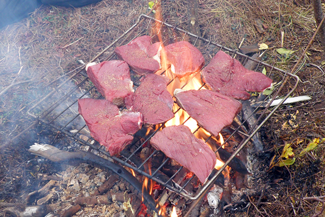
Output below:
[0,0,324,216]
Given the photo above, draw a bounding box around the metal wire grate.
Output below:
[27,14,300,201]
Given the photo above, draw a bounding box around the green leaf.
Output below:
[276,48,295,57]
[278,158,295,167]
[262,89,273,95]
[148,1,155,9]
[262,83,274,95]
[299,138,325,157]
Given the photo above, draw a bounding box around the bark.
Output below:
[312,0,325,50]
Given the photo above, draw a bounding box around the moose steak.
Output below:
[201,50,272,100]
[174,89,242,136]
[164,41,205,78]
[125,74,174,125]
[114,35,161,75]
[86,60,133,106]
[78,98,143,156]
[150,125,216,183]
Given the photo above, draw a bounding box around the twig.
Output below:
[292,15,325,75]
[0,79,34,97]
[60,37,84,49]
[312,0,325,50]
[303,196,325,217]
[247,194,264,215]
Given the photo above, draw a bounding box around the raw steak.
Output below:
[164,41,205,78]
[174,89,242,136]
[125,74,174,125]
[78,98,143,156]
[150,125,216,183]
[201,50,272,100]
[114,35,161,75]
[86,60,133,106]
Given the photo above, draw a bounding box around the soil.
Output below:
[0,0,325,216]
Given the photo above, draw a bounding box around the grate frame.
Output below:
[27,14,300,200]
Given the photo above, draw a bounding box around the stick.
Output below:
[312,0,325,50]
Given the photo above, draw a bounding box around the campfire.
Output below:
[25,12,299,217]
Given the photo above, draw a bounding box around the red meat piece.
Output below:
[164,41,205,78]
[86,60,133,106]
[201,51,272,100]
[78,98,143,156]
[175,89,242,136]
[125,74,174,125]
[150,125,216,183]
[114,35,161,75]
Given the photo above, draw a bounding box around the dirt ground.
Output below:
[0,0,325,216]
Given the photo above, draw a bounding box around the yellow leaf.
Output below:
[259,43,269,50]
[275,143,295,167]
[262,67,267,75]
[282,143,294,158]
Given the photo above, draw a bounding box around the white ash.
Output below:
[207,185,223,209]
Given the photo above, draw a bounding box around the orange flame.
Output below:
[171,206,178,217]
[159,203,168,216]
[214,134,225,170]
[130,168,136,177]
[165,73,204,132]
[142,177,148,202]
[214,159,225,170]
[219,133,224,145]
[154,1,168,72]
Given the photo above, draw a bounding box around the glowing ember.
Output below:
[185,172,194,179]
[152,183,162,191]
[138,203,148,217]
[170,206,178,217]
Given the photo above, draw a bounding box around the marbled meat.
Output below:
[164,41,205,77]
[174,89,242,136]
[78,98,143,156]
[86,60,133,106]
[150,125,216,183]
[114,35,161,75]
[125,74,174,125]
[201,51,272,100]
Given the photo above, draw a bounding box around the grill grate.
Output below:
[27,14,299,201]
